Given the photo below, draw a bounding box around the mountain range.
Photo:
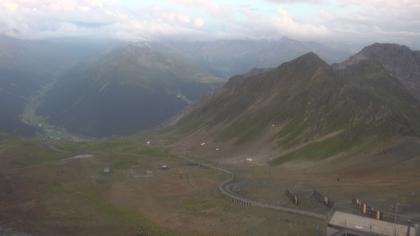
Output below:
[169,43,420,164]
[343,43,420,100]
[0,36,114,136]
[37,43,223,137]
[4,36,419,143]
[0,36,349,137]
[167,37,350,78]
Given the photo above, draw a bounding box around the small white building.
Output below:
[103,167,111,174]
[327,211,417,236]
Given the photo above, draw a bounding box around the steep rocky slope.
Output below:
[343,43,420,100]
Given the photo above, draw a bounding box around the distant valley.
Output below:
[37,43,223,137]
[0,36,116,136]
[0,37,351,138]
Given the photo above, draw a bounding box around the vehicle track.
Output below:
[180,156,327,220]
[8,145,327,221]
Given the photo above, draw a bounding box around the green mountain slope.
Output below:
[170,51,420,163]
[38,43,222,137]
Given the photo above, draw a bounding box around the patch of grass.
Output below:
[166,116,204,137]
[182,193,227,215]
[57,183,178,236]
[217,114,272,144]
[57,138,170,157]
[272,134,361,165]
[234,118,270,145]
[0,137,68,168]
[276,118,306,147]
[56,139,127,153]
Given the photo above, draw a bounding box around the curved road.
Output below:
[181,156,326,220]
[12,144,326,221]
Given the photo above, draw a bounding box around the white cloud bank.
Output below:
[0,0,208,40]
[0,0,419,46]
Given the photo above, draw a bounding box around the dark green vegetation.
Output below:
[172,48,420,163]
[38,43,222,137]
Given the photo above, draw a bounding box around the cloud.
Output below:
[342,0,420,8]
[168,0,231,17]
[0,0,419,47]
[0,0,208,40]
[321,0,420,45]
[193,17,205,28]
[272,7,329,38]
[223,6,329,41]
[266,0,324,3]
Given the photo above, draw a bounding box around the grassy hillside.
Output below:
[169,52,420,163]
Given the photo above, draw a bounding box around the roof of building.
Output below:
[329,211,416,236]
[329,228,382,236]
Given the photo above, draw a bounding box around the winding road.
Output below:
[8,142,327,221]
[181,156,327,220]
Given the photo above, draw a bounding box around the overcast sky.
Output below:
[1,0,420,46]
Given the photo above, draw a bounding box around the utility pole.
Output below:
[394,202,399,236]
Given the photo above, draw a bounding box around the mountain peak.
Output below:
[338,42,420,102]
[359,43,414,59]
[362,42,411,52]
[296,52,325,63]
[172,46,420,162]
[299,51,322,60]
[281,52,327,69]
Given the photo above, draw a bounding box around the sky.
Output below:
[1,0,420,46]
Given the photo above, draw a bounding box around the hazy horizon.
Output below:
[1,0,420,49]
